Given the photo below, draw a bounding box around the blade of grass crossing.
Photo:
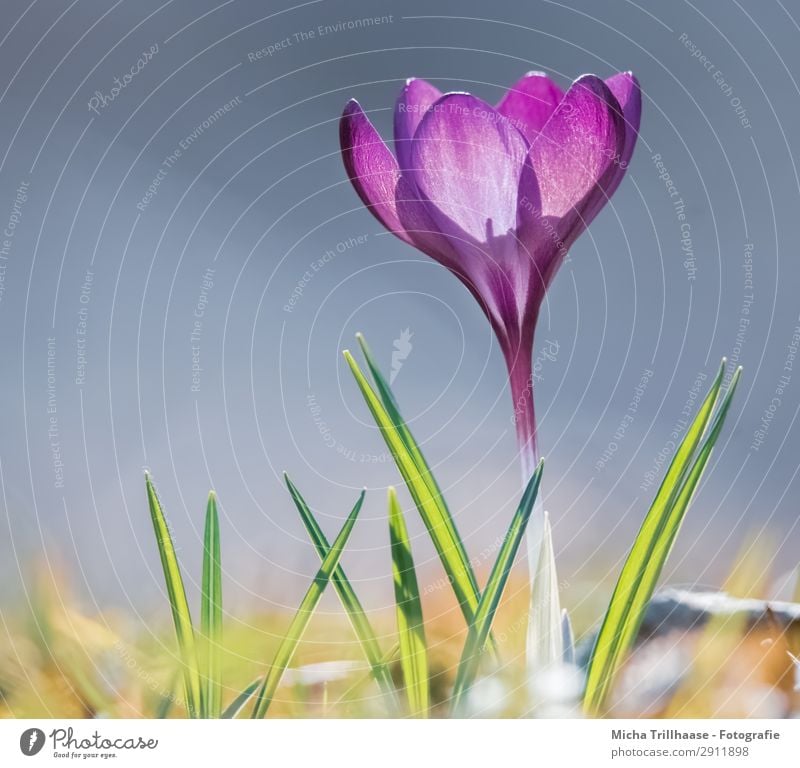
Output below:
[332,641,402,709]
[355,335,477,595]
[145,474,203,718]
[154,669,180,719]
[251,491,364,719]
[201,492,223,718]
[343,350,481,626]
[583,364,740,714]
[657,368,742,561]
[356,334,453,509]
[451,460,543,715]
[221,678,262,719]
[284,473,399,710]
[388,488,429,717]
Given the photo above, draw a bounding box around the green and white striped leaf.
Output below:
[583,362,741,714]
[251,491,364,718]
[451,460,543,715]
[344,344,481,628]
[145,474,203,718]
[285,473,399,711]
[201,491,223,718]
[221,678,262,719]
[388,487,429,717]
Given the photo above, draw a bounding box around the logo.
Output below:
[390,328,413,384]
[19,728,45,756]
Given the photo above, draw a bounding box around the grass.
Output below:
[145,474,202,718]
[451,460,543,715]
[583,361,742,714]
[1,343,760,719]
[388,487,429,717]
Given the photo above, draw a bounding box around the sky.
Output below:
[0,0,799,620]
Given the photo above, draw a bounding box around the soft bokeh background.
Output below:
[0,0,798,630]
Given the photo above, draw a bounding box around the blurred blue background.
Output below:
[0,0,798,620]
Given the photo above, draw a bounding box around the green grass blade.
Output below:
[284,473,399,711]
[332,641,402,709]
[145,474,203,718]
[201,491,223,718]
[343,348,482,627]
[251,491,364,718]
[583,363,741,714]
[220,678,262,719]
[657,368,743,560]
[355,334,475,593]
[388,487,429,717]
[356,333,446,490]
[451,460,543,715]
[154,669,180,719]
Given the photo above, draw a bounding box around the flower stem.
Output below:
[506,342,562,674]
[507,343,538,481]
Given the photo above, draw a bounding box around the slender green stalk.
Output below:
[583,363,742,714]
[451,460,543,715]
[145,474,203,718]
[388,488,429,717]
[154,669,180,720]
[251,491,364,718]
[356,333,452,511]
[201,491,223,718]
[221,678,262,719]
[344,347,482,626]
[285,473,399,711]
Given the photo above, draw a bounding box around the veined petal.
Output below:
[515,158,555,305]
[396,173,520,345]
[529,75,625,226]
[603,71,642,198]
[395,175,458,267]
[409,93,531,245]
[394,78,442,171]
[496,72,564,143]
[339,99,412,244]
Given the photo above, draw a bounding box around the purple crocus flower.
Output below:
[340,72,641,478]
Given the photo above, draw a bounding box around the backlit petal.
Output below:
[529,75,625,224]
[408,93,531,244]
[393,78,443,171]
[496,72,564,143]
[339,99,411,243]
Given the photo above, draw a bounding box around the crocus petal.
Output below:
[496,72,564,143]
[515,158,555,306]
[394,176,459,267]
[339,99,412,244]
[529,75,625,222]
[393,78,442,171]
[408,93,531,244]
[603,71,642,198]
[404,94,544,355]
